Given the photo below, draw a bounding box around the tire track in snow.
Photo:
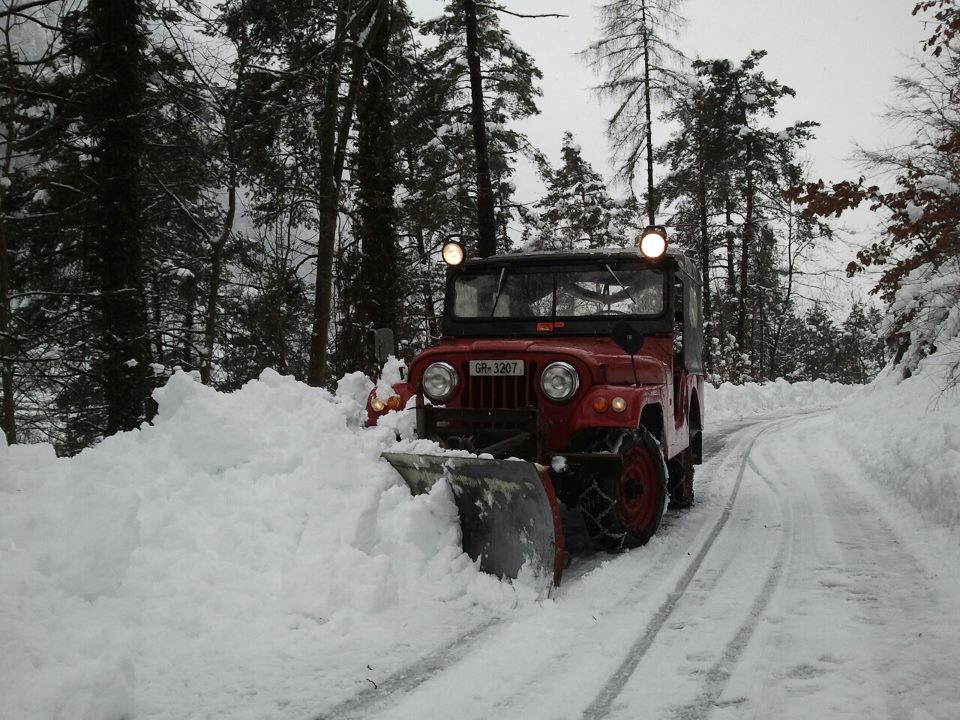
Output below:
[667,464,792,720]
[473,416,793,720]
[582,415,808,720]
[312,618,501,720]
[314,415,806,720]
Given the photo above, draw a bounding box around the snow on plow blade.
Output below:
[382,453,565,592]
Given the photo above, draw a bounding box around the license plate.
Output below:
[469,360,524,376]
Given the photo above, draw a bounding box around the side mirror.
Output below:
[373,328,395,364]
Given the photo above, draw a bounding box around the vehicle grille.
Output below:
[460,361,539,410]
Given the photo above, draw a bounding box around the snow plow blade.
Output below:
[382,453,565,592]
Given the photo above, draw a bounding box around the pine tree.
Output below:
[417,1,542,256]
[77,0,151,432]
[657,52,819,382]
[798,304,841,381]
[585,0,686,216]
[838,302,885,383]
[657,74,730,370]
[462,0,497,256]
[388,1,541,350]
[1,2,109,449]
[534,132,636,250]
[307,0,391,387]
[339,0,402,378]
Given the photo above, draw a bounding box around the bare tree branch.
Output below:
[476,4,567,19]
[0,0,62,20]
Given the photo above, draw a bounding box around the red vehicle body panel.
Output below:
[366,335,703,462]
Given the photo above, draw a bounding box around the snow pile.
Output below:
[0,370,523,720]
[0,365,914,720]
[835,341,960,532]
[704,378,859,425]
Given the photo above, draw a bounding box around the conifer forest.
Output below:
[1,0,957,453]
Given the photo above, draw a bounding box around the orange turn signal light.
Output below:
[593,397,609,413]
[386,395,402,410]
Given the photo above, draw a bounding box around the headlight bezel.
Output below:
[540,361,580,402]
[422,361,458,401]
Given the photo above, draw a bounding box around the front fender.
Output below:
[364,382,416,427]
[566,385,669,437]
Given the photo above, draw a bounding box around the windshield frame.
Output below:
[442,257,674,338]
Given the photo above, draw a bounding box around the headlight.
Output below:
[639,225,668,259]
[441,240,465,266]
[422,361,458,401]
[540,361,579,402]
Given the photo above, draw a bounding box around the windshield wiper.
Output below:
[604,263,638,307]
[489,267,507,317]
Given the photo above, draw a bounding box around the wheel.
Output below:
[667,444,695,509]
[579,428,668,552]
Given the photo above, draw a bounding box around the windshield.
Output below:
[452,264,664,319]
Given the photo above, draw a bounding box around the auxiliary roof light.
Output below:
[638,225,668,259]
[441,240,465,266]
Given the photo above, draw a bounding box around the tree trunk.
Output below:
[463,0,497,257]
[724,191,735,295]
[736,143,753,356]
[696,130,712,372]
[349,0,398,377]
[0,177,14,445]
[769,206,795,377]
[149,272,164,364]
[416,228,438,343]
[307,1,351,388]
[0,63,16,444]
[640,0,655,226]
[200,161,236,386]
[181,273,195,371]
[87,0,149,434]
[307,0,388,386]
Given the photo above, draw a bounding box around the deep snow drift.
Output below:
[0,370,524,720]
[836,341,960,531]
[0,362,954,719]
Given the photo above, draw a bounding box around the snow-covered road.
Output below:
[318,412,960,720]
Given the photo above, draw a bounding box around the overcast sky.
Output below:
[406,1,930,303]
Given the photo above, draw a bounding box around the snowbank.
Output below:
[0,370,523,720]
[704,378,859,425]
[0,368,876,720]
[834,342,960,532]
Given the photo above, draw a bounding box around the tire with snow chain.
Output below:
[667,444,695,509]
[579,428,667,552]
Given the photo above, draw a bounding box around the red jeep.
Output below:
[368,244,704,582]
